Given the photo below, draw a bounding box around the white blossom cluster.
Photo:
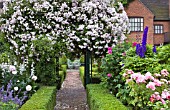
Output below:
[0,0,66,69]
[0,63,37,92]
[0,0,129,64]
[65,0,130,56]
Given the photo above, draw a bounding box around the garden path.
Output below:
[54,69,89,110]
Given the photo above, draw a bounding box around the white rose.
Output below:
[26,85,32,91]
[12,71,17,75]
[9,65,16,72]
[32,75,37,81]
[14,87,18,91]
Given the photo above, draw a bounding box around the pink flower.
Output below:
[132,42,137,47]
[131,73,139,80]
[166,95,170,100]
[127,70,134,74]
[161,89,170,99]
[160,98,166,104]
[126,79,132,84]
[123,73,127,77]
[153,79,162,87]
[107,73,112,78]
[136,74,145,83]
[146,82,156,90]
[154,73,161,77]
[145,72,154,80]
[108,47,112,54]
[122,52,126,56]
[155,94,161,100]
[150,94,155,103]
[161,69,169,76]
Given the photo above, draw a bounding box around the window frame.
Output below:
[154,24,164,34]
[129,17,144,32]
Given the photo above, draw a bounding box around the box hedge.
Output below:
[87,84,128,110]
[19,86,56,110]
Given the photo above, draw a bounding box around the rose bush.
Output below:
[122,69,170,110]
[100,42,131,94]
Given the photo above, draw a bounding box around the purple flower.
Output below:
[153,45,157,53]
[142,26,148,46]
[136,44,140,54]
[136,26,149,58]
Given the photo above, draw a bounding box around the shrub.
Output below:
[86,84,128,110]
[35,58,57,86]
[80,55,84,64]
[121,69,170,110]
[100,42,131,94]
[155,44,170,65]
[122,56,160,74]
[61,65,67,76]
[19,86,56,110]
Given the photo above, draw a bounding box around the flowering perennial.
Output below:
[123,69,170,109]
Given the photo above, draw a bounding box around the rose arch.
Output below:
[0,0,129,86]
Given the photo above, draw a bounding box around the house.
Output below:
[125,0,170,45]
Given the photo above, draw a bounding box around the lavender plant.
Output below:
[0,63,37,108]
[0,81,27,108]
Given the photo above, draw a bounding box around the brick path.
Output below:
[54,70,89,110]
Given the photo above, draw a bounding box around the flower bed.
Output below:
[19,86,56,110]
[86,84,128,110]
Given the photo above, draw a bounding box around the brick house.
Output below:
[125,0,170,45]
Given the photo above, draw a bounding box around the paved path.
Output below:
[54,70,89,110]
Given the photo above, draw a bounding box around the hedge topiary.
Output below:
[86,84,128,110]
[19,86,56,110]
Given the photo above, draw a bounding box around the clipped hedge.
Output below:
[20,86,56,110]
[87,84,128,110]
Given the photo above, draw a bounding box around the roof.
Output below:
[139,0,170,20]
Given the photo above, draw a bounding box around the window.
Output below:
[129,17,144,32]
[154,25,163,34]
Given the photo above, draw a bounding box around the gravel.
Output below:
[54,69,89,110]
